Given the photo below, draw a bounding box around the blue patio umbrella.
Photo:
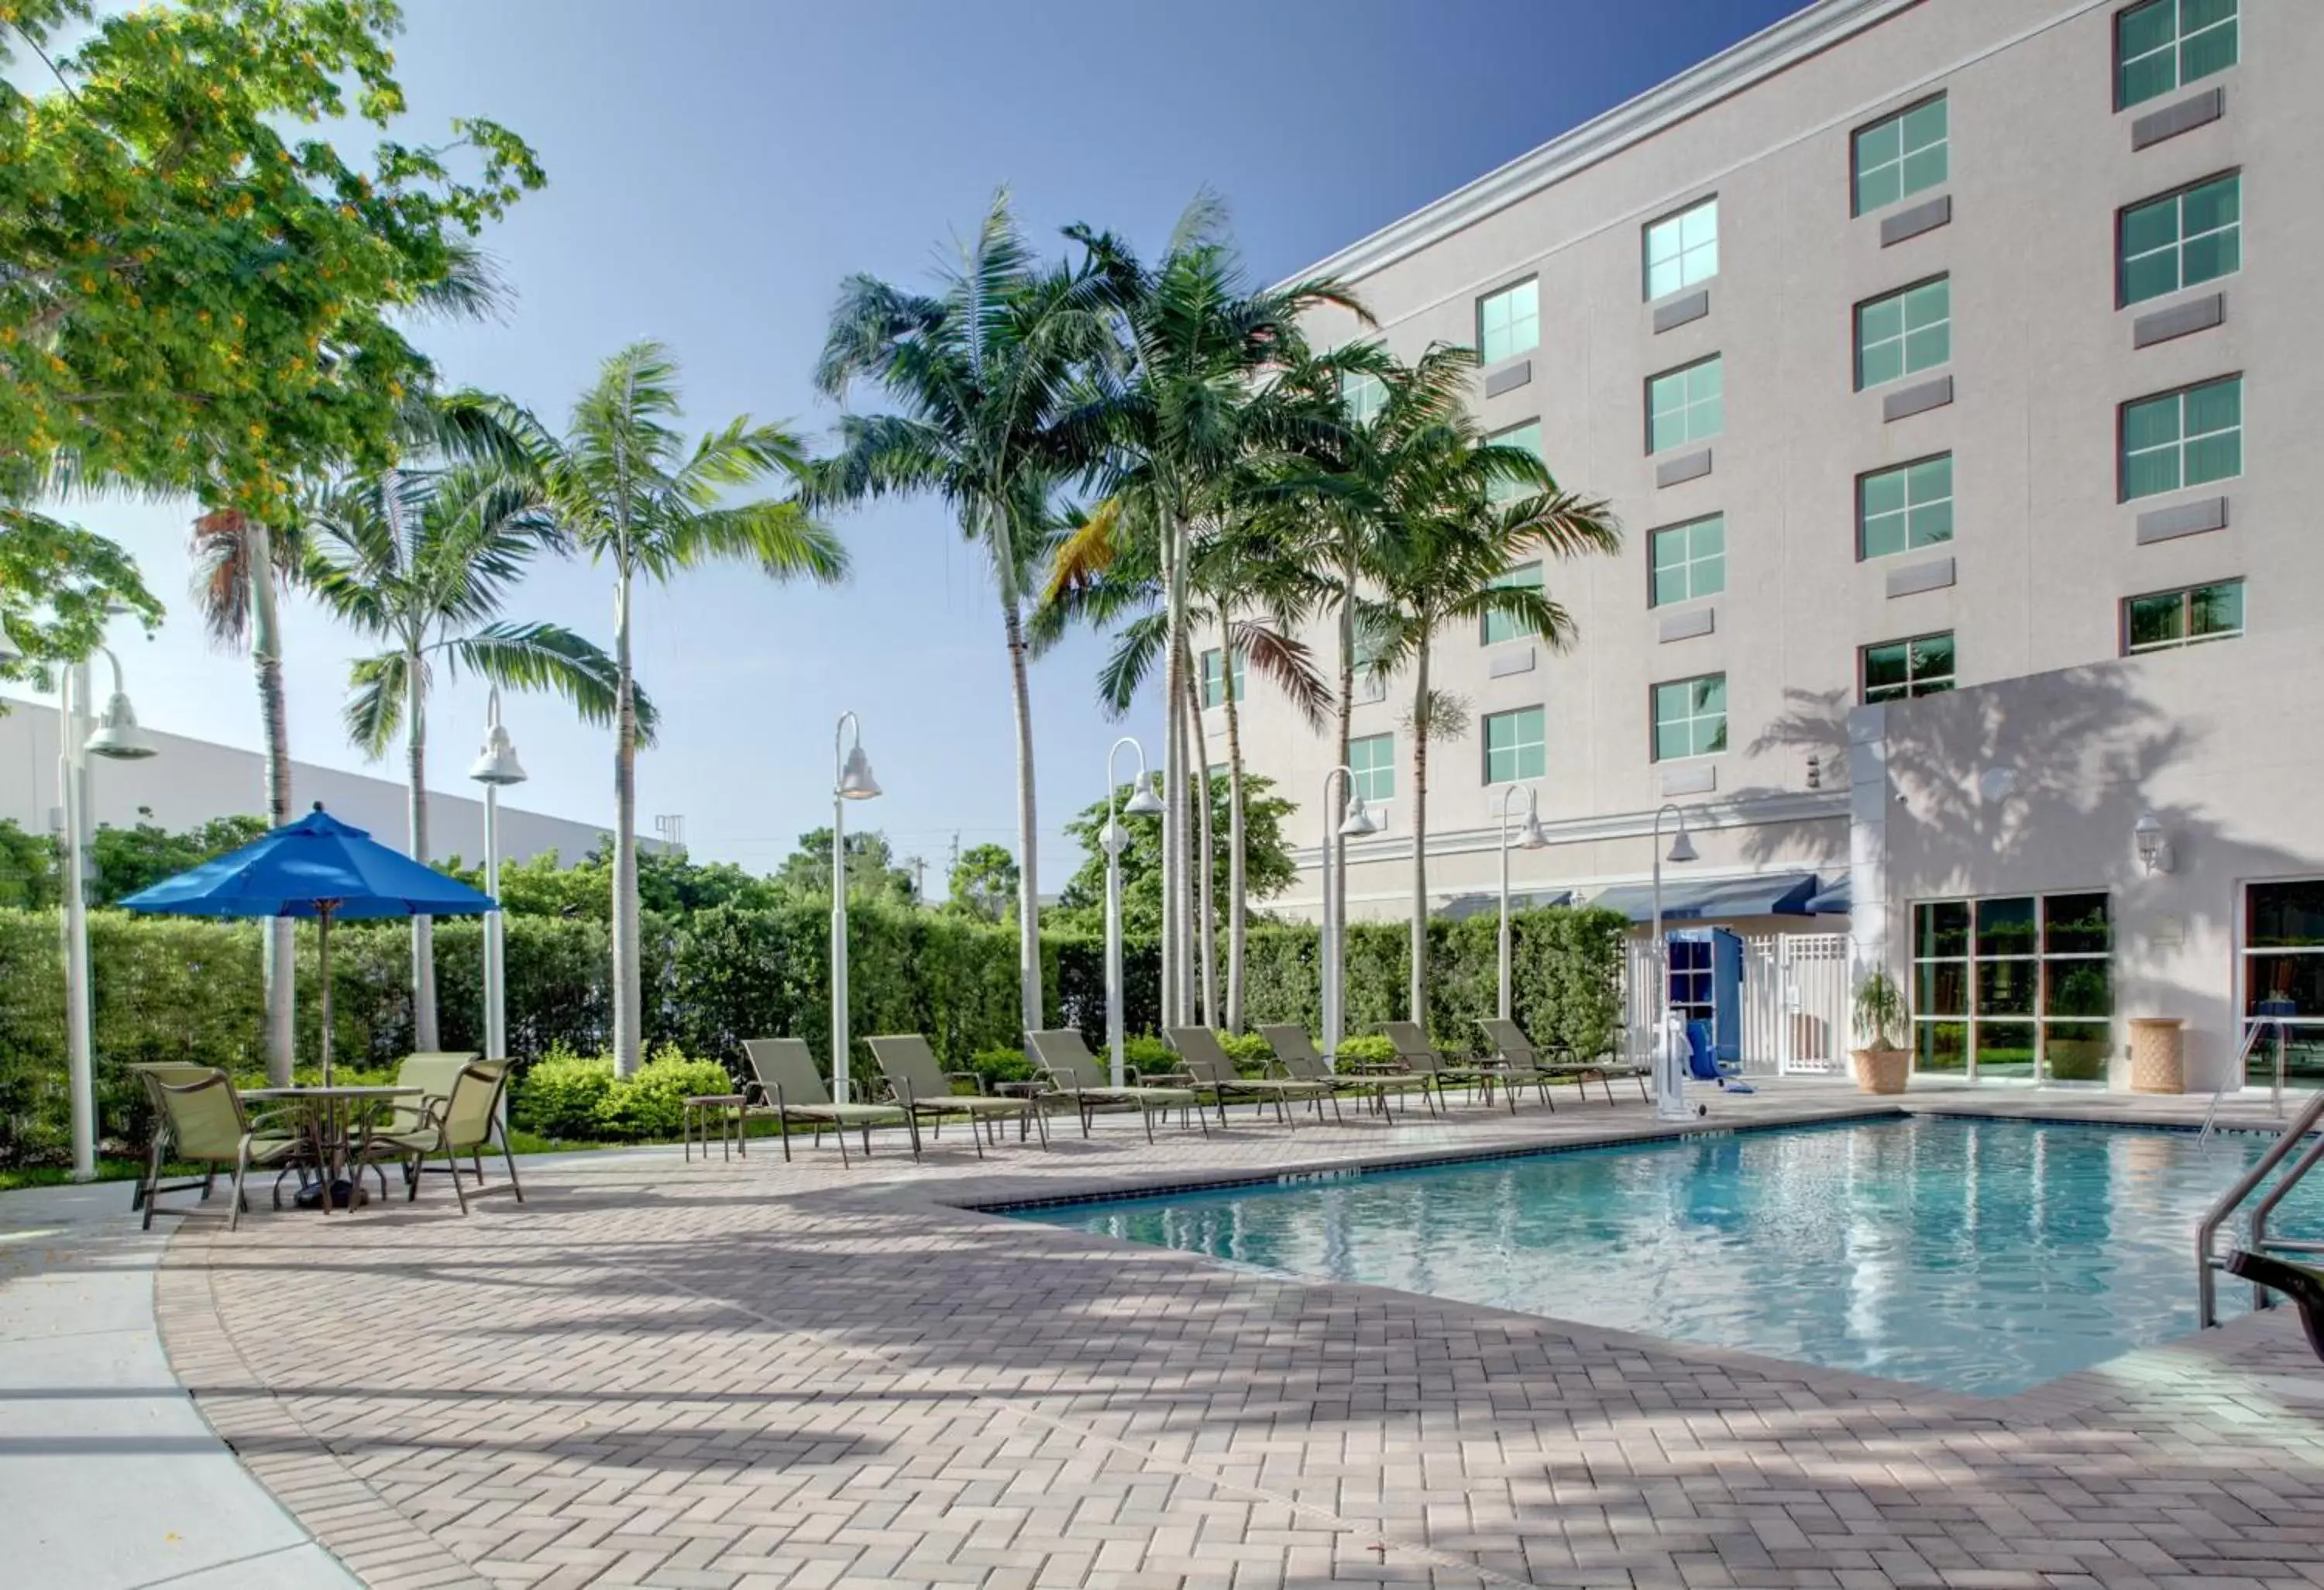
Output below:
[120,803,497,1082]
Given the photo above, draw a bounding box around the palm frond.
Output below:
[342,651,410,759]
[1229,618,1331,731]
[441,621,651,742]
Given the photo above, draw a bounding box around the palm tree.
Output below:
[1363,402,1618,1031]
[812,191,1116,1038]
[1067,195,1366,1024]
[301,463,637,1051]
[518,341,844,1075]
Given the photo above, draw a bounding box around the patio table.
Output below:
[246,1086,421,1213]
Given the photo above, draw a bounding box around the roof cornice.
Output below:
[1284,0,1926,289]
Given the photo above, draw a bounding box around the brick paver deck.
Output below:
[151,1084,2324,1588]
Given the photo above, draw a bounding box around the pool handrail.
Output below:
[2196,1085,2324,1327]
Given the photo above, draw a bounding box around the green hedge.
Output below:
[0,902,1622,1165]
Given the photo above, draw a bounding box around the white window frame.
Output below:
[1910,893,2113,1083]
[1851,94,1948,217]
[1858,453,1954,562]
[1648,514,1724,607]
[2116,0,2238,112]
[1650,672,1727,762]
[2120,374,2242,501]
[1348,731,1396,803]
[1645,356,1722,454]
[1481,706,1545,785]
[1480,561,1543,645]
[1854,276,1951,391]
[1477,277,1539,365]
[2122,578,2244,654]
[1643,197,1718,301]
[1861,631,1957,704]
[2119,170,2241,308]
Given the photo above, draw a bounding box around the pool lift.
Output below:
[2195,1079,2324,1361]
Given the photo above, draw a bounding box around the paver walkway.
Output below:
[128,1084,2324,1588]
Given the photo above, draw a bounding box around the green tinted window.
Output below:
[1649,515,1725,607]
[2120,174,2240,305]
[1646,356,1722,453]
[1487,420,1542,504]
[1854,96,1948,215]
[1348,732,1395,802]
[1344,370,1387,426]
[1856,277,1950,390]
[1480,562,1542,645]
[2122,376,2240,499]
[1652,673,1727,761]
[1862,632,1956,703]
[1477,279,1538,363]
[1482,707,1545,784]
[1858,455,1953,560]
[1644,198,1718,300]
[1198,646,1246,708]
[2124,580,2243,653]
[2118,0,2237,109]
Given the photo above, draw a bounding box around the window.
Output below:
[1649,515,1724,607]
[1853,95,1947,216]
[2123,579,2243,652]
[1480,562,1542,645]
[1198,645,1246,708]
[1344,370,1387,426]
[1352,624,1389,704]
[1646,356,1722,453]
[1477,278,1538,364]
[2120,173,2240,306]
[1855,277,1950,390]
[1348,732,1395,803]
[2121,374,2240,499]
[1862,632,1956,703]
[2117,0,2237,110]
[1482,706,1545,784]
[1912,893,2113,1080]
[1644,198,1717,300]
[1487,419,1542,503]
[1858,455,1954,559]
[2241,880,2324,1084]
[1651,673,1726,761]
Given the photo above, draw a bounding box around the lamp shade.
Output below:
[1099,817,1129,856]
[1122,772,1164,816]
[1339,790,1381,837]
[1518,811,1549,850]
[837,743,881,800]
[84,692,158,760]
[1666,821,1699,864]
[469,723,528,786]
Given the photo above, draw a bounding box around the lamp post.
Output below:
[1102,738,1165,1087]
[1318,766,1382,1062]
[468,689,527,1066]
[830,712,881,1103]
[1649,802,1699,1122]
[60,644,159,1181]
[1497,784,1549,1022]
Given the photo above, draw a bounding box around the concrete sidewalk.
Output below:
[0,1177,359,1589]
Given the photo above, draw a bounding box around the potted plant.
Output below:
[1851,965,1911,1095]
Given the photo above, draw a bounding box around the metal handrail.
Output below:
[2199,1017,2288,1144]
[2196,1086,2324,1327]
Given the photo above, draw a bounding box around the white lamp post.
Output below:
[1102,738,1165,1087]
[59,643,158,1181]
[1496,783,1549,1022]
[830,712,880,1103]
[1649,802,1699,1122]
[1318,766,1382,1062]
[467,689,527,1066]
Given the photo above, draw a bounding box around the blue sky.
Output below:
[22,0,1808,886]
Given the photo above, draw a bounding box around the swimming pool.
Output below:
[1016,1115,2322,1396]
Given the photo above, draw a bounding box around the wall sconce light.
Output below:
[2134,810,2174,875]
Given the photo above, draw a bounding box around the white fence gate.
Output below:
[1622,931,1854,1077]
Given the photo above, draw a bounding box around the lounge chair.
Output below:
[133,1066,303,1232]
[1025,1029,1205,1142]
[1478,1016,1639,1106]
[1256,1024,1416,1120]
[2224,1250,2324,1361]
[1380,1020,1505,1109]
[359,1059,523,1214]
[1165,1026,1335,1127]
[741,1038,913,1165]
[865,1034,1049,1156]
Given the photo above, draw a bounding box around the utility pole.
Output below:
[906,853,927,903]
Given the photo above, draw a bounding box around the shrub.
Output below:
[590,1045,733,1142]
[1332,1034,1397,1068]
[1219,1031,1274,1074]
[1122,1034,1176,1079]
[511,1045,614,1140]
[964,1046,1039,1090]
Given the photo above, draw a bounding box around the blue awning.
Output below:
[1804,876,1851,914]
[1586,871,1821,924]
[1438,888,1575,922]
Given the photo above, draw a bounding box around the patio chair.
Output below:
[133,1066,303,1232]
[1380,1020,1504,1110]
[741,1038,913,1165]
[865,1034,1049,1157]
[1025,1029,1205,1142]
[1257,1024,1425,1120]
[1478,1016,1636,1106]
[359,1059,523,1214]
[2224,1250,2324,1361]
[1165,1026,1335,1127]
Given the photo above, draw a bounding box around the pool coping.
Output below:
[944,1096,2315,1420]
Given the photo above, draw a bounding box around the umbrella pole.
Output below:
[318,902,335,1087]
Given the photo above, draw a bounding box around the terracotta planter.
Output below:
[2128,1017,2185,1094]
[1852,1046,1911,1095]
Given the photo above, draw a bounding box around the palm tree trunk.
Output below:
[610,568,643,1075]
[247,521,295,1086]
[406,639,438,1051]
[1184,650,1217,1027]
[1408,638,1432,1032]
[1334,583,1355,989]
[999,592,1042,1033]
[1222,640,1246,1034]
[1160,522,1191,1027]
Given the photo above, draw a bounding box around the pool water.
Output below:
[1019,1116,2323,1396]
